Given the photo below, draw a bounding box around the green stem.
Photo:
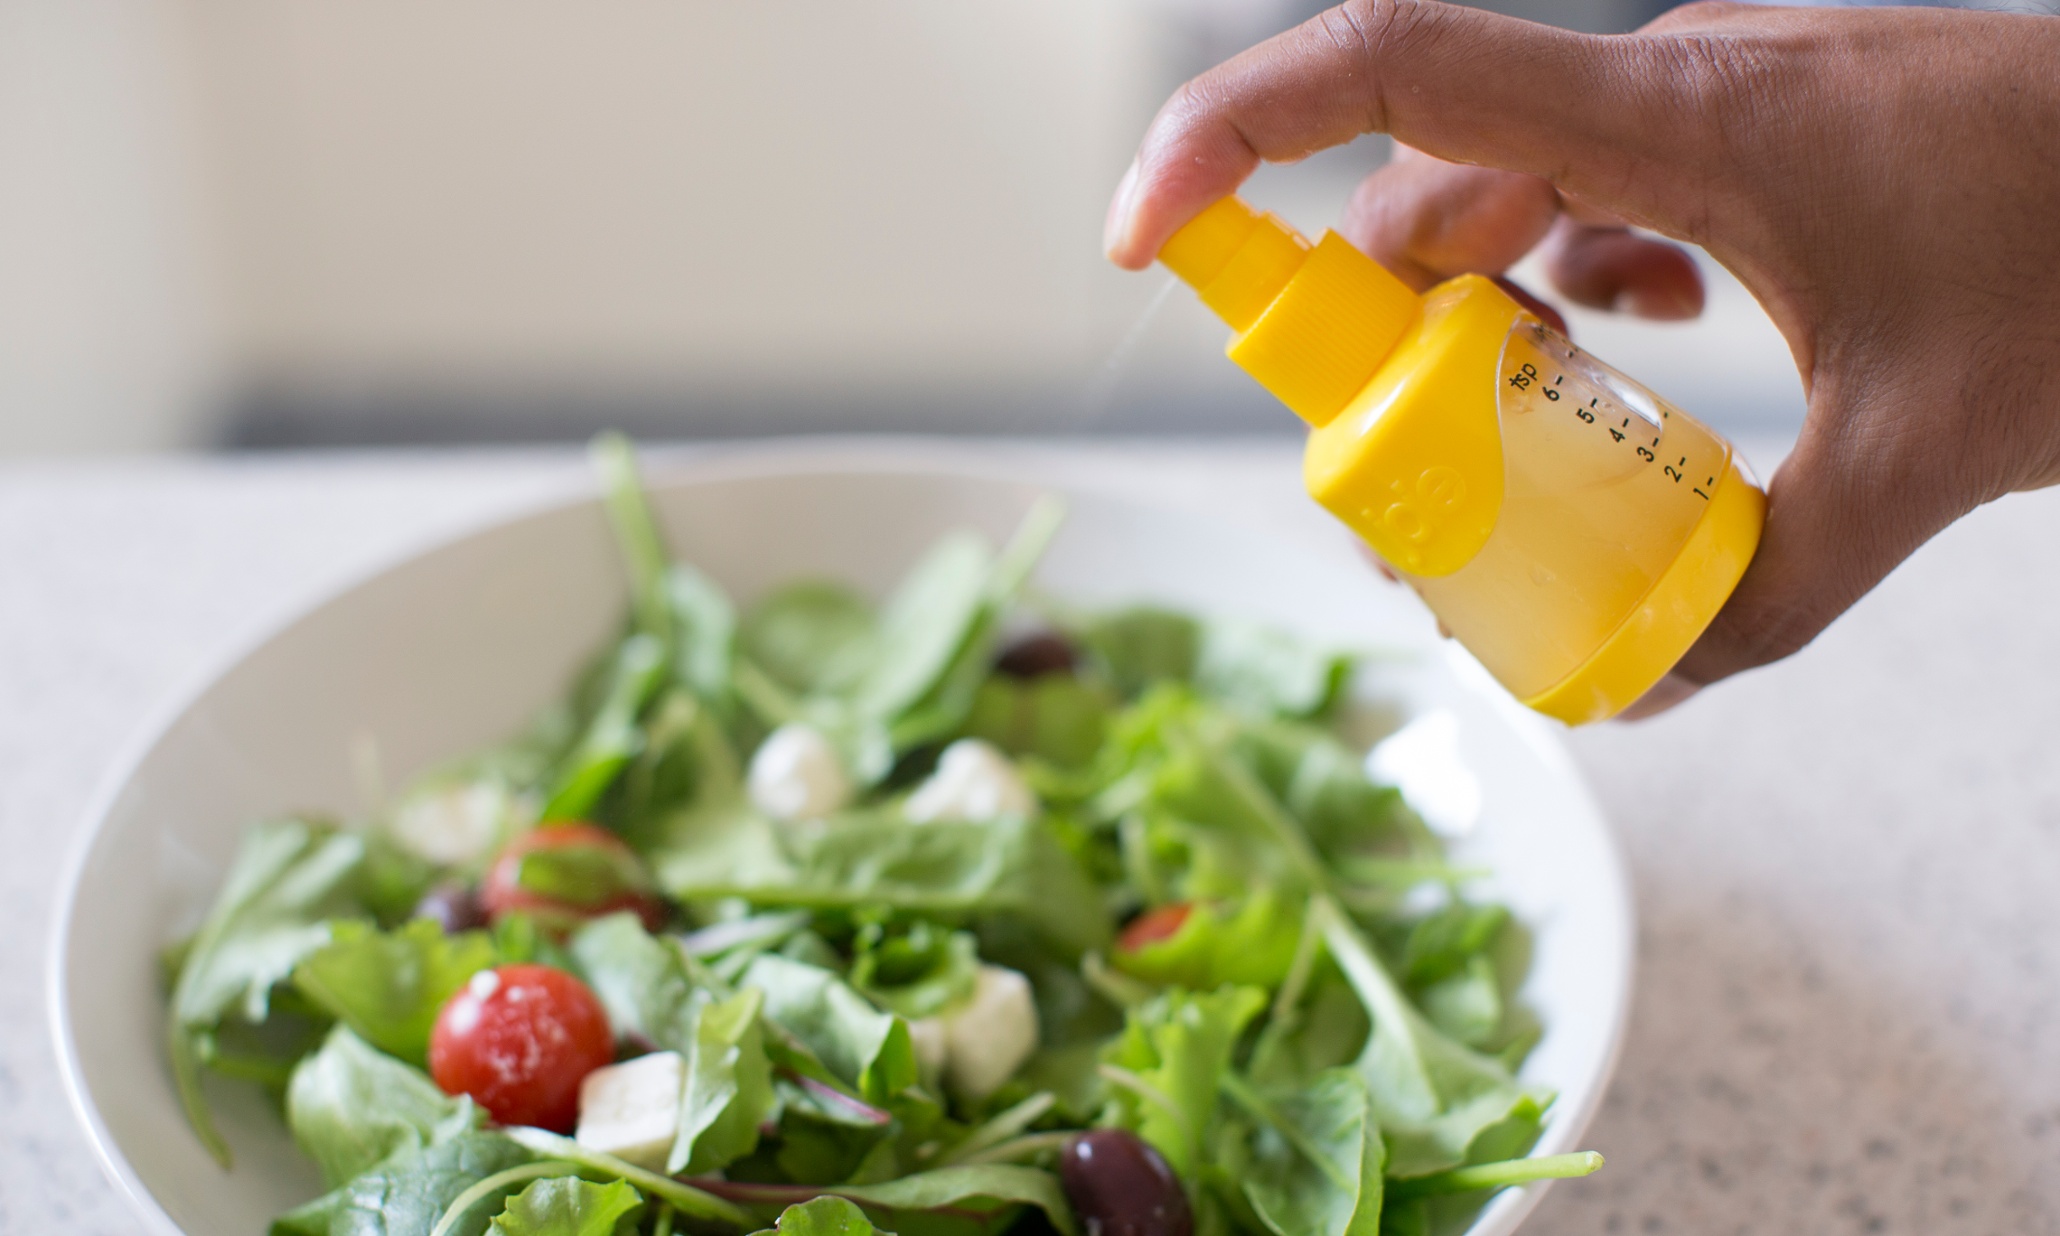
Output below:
[1388,1152,1605,1200]
[935,1092,1056,1167]
[502,1128,756,1228]
[653,1201,676,1236]
[430,1163,577,1236]
[592,433,672,640]
[956,1130,1075,1166]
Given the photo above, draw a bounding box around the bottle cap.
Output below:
[1159,197,1420,428]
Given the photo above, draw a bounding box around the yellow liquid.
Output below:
[1408,321,1735,699]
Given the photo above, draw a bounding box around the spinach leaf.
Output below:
[750,1196,885,1236]
[1313,900,1549,1177]
[170,818,367,1166]
[1235,1068,1385,1236]
[712,1164,1078,1236]
[849,534,993,724]
[286,1025,479,1188]
[673,986,776,1174]
[270,1131,534,1236]
[742,583,876,696]
[293,919,498,1065]
[743,955,916,1103]
[489,1177,643,1236]
[1100,985,1266,1180]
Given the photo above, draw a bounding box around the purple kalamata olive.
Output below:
[1060,1130,1193,1236]
[412,882,486,933]
[995,632,1078,679]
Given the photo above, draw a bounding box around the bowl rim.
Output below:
[47,437,1634,1236]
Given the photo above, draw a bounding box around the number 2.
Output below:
[1664,465,1682,482]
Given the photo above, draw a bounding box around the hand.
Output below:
[1104,2,2060,708]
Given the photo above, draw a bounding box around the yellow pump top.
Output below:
[1156,195,1767,725]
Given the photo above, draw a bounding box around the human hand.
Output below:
[1105,2,2060,707]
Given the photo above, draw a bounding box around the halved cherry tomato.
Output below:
[428,963,614,1131]
[1118,903,1193,953]
[480,822,665,932]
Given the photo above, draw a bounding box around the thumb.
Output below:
[1672,384,1978,687]
[1106,0,1719,268]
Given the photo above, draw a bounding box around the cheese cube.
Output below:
[943,966,1039,1100]
[905,740,1036,824]
[575,1050,683,1170]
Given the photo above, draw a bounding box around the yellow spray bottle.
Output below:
[1159,196,1765,724]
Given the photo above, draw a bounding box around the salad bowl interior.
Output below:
[51,448,1631,1236]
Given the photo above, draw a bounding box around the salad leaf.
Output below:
[1314,900,1548,1177]
[1077,608,1200,698]
[711,1164,1078,1236]
[287,1025,480,1188]
[170,818,368,1166]
[568,912,709,1053]
[1100,985,1266,1179]
[750,1196,886,1236]
[1235,1068,1386,1236]
[850,918,979,1020]
[962,675,1114,771]
[292,919,497,1065]
[742,583,876,697]
[542,634,669,823]
[270,1131,534,1236]
[657,814,1110,958]
[743,955,917,1103]
[488,1177,643,1236]
[673,986,776,1174]
[1111,890,1303,990]
[1196,620,1354,721]
[849,534,993,724]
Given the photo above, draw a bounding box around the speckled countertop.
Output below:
[4,439,2057,1235]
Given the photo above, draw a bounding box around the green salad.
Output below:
[163,437,1598,1236]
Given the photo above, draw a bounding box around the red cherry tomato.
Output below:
[429,964,614,1131]
[481,823,665,932]
[1119,903,1193,953]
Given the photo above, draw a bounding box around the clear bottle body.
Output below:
[1406,320,1741,700]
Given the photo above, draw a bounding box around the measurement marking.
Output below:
[1678,456,1688,467]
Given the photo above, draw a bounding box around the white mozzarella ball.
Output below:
[942,965,1040,1099]
[388,781,512,866]
[904,740,1036,824]
[575,1050,685,1170]
[748,724,853,821]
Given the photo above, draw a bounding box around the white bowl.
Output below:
[50,445,1632,1236]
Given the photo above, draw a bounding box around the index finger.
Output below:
[1104,0,1700,268]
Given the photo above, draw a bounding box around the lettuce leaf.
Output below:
[1235,1068,1385,1236]
[1100,985,1266,1179]
[489,1177,643,1236]
[750,1197,887,1236]
[270,1131,535,1236]
[743,955,916,1103]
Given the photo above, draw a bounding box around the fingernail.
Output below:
[1617,285,1698,320]
[1103,159,1139,260]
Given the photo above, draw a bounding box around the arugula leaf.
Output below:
[849,534,993,724]
[711,1164,1078,1236]
[270,1131,535,1236]
[170,818,367,1166]
[292,919,497,1065]
[673,986,776,1174]
[743,955,916,1103]
[1314,900,1549,1177]
[658,812,1108,958]
[750,1196,885,1236]
[286,1025,480,1188]
[489,1177,644,1236]
[742,583,876,696]
[1100,985,1266,1179]
[1234,1068,1385,1236]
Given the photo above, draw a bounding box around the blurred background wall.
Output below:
[1,0,1827,456]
